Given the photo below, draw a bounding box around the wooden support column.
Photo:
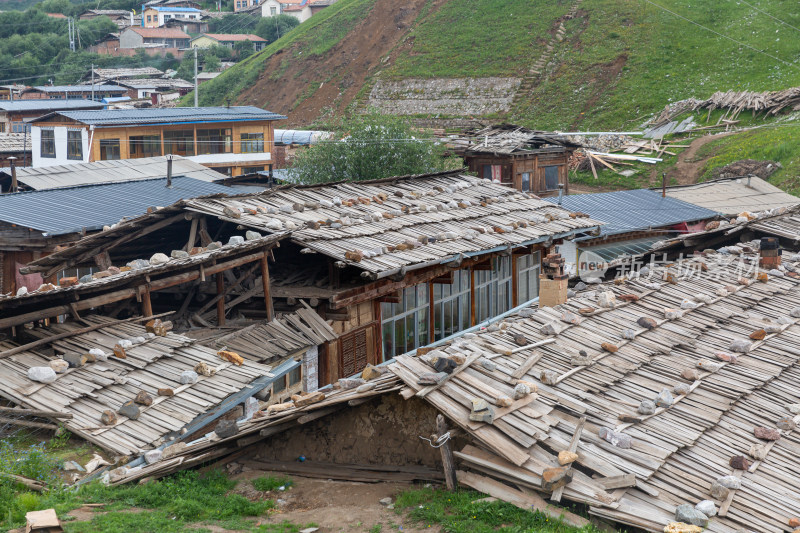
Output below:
[436,414,457,491]
[185,216,199,252]
[260,251,274,321]
[216,273,225,326]
[141,286,153,318]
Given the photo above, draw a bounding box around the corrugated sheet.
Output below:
[0,100,105,112]
[39,106,286,126]
[544,188,718,238]
[664,177,800,215]
[0,133,29,153]
[0,176,230,235]
[32,85,125,93]
[4,156,226,190]
[274,129,328,145]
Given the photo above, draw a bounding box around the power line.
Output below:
[736,0,800,35]
[641,0,800,71]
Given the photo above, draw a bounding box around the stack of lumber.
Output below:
[388,248,800,533]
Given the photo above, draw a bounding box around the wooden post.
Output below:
[436,414,457,491]
[260,252,274,321]
[141,286,153,318]
[216,273,225,326]
[185,216,199,251]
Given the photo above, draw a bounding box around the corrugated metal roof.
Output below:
[1,156,226,190]
[543,188,718,238]
[664,177,800,216]
[274,129,328,145]
[32,85,126,93]
[0,176,230,235]
[33,106,286,126]
[0,100,105,113]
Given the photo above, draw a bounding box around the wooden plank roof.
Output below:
[184,172,603,277]
[0,316,276,456]
[387,245,800,532]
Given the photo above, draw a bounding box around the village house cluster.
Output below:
[0,103,799,533]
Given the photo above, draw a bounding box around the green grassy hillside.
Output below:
[195,0,800,130]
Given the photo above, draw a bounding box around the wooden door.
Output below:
[339,326,370,378]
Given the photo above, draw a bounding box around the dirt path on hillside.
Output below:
[665,131,735,185]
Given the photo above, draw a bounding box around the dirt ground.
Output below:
[233,472,439,532]
[665,131,735,184]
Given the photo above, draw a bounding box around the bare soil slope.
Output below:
[236,0,442,126]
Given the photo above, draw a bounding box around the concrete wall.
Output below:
[119,29,144,48]
[32,126,89,167]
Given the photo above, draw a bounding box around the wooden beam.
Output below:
[194,263,258,317]
[0,407,72,419]
[185,216,199,252]
[216,273,225,326]
[0,416,59,430]
[141,286,153,318]
[417,352,481,398]
[436,414,457,491]
[260,252,274,321]
[550,416,585,502]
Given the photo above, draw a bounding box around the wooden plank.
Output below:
[550,417,585,502]
[416,352,482,398]
[511,351,542,381]
[597,474,637,490]
[437,414,457,491]
[456,470,590,528]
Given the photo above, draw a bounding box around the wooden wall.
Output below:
[465,151,571,196]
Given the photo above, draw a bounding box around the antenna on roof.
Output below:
[166,154,173,189]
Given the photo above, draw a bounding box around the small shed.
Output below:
[456,124,579,197]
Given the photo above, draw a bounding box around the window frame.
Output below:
[474,257,513,323]
[40,128,56,158]
[99,138,121,160]
[66,130,83,160]
[380,283,429,361]
[196,128,232,155]
[516,250,541,304]
[543,165,560,191]
[432,270,471,341]
[128,134,162,159]
[163,129,195,156]
[240,132,264,153]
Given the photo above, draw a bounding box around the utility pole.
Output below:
[193,46,198,107]
[91,63,95,101]
[68,17,76,52]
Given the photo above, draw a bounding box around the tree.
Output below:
[203,53,221,72]
[255,14,299,44]
[232,40,254,60]
[290,111,454,184]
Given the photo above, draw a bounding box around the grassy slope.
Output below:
[192,0,377,107]
[385,0,570,78]
[516,0,800,129]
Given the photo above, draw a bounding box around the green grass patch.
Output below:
[252,475,292,492]
[387,0,570,78]
[695,121,800,195]
[255,521,319,533]
[395,486,612,532]
[515,0,800,130]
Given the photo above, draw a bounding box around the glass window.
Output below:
[544,165,560,190]
[433,270,471,341]
[40,129,55,158]
[240,132,264,153]
[241,165,265,174]
[517,250,541,304]
[66,130,83,160]
[129,135,161,158]
[288,366,301,386]
[380,283,429,361]
[273,375,286,393]
[270,6,277,15]
[99,139,120,160]
[0,123,4,133]
[474,257,513,323]
[197,128,232,155]
[164,129,195,156]
[521,172,531,192]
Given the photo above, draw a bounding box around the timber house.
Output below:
[6,171,602,387]
[27,106,286,177]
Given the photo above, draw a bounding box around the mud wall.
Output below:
[253,393,463,468]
